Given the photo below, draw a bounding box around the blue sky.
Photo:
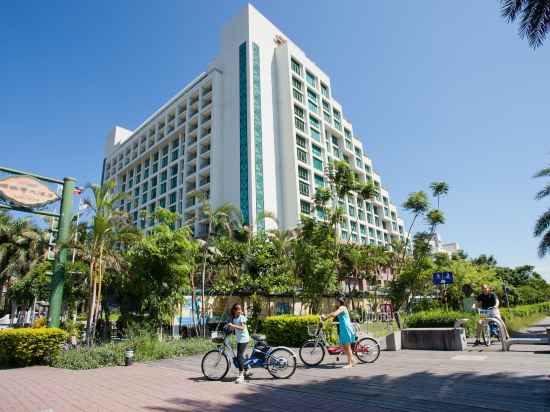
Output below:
[1,1,549,278]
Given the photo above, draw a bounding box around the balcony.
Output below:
[199,157,210,170]
[199,175,210,187]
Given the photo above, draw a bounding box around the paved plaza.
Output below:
[1,341,549,412]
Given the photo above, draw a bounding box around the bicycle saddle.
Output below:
[251,334,266,341]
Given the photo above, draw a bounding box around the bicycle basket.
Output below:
[211,331,225,343]
[307,324,320,337]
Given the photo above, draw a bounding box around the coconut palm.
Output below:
[501,0,550,49]
[426,209,445,234]
[429,181,449,209]
[534,166,550,256]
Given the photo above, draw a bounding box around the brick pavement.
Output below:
[1,331,550,411]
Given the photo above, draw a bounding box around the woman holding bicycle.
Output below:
[227,303,250,383]
[322,297,356,368]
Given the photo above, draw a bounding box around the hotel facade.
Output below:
[102,4,406,247]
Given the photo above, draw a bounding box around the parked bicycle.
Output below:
[478,308,502,346]
[299,317,380,366]
[201,326,297,380]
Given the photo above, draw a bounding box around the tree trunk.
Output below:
[86,258,97,346]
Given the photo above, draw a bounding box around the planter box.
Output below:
[401,328,467,351]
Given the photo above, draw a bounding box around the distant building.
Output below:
[431,233,461,257]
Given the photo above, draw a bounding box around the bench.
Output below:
[401,328,467,351]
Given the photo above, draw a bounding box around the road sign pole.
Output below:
[48,177,75,327]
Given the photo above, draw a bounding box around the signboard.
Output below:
[0,175,59,208]
[433,272,454,285]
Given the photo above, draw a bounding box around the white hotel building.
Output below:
[102,4,406,246]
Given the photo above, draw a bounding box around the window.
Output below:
[312,144,322,157]
[297,148,308,163]
[171,176,177,189]
[151,188,157,199]
[350,221,357,232]
[307,89,319,113]
[313,157,323,171]
[367,213,374,224]
[298,166,309,181]
[291,58,302,76]
[322,100,332,122]
[160,182,167,194]
[349,206,356,217]
[293,88,304,103]
[299,181,310,196]
[309,115,321,142]
[321,83,329,98]
[309,115,320,129]
[314,174,324,188]
[345,129,352,139]
[316,207,326,219]
[159,197,166,208]
[341,230,349,240]
[151,176,158,187]
[310,128,320,142]
[161,171,167,182]
[295,117,305,132]
[142,193,148,204]
[358,209,365,220]
[294,104,304,119]
[292,77,303,91]
[333,109,342,130]
[296,134,307,148]
[306,71,316,88]
[170,192,177,204]
[360,224,366,235]
[300,200,311,214]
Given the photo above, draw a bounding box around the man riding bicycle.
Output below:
[473,284,509,346]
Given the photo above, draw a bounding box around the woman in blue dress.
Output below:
[322,297,356,368]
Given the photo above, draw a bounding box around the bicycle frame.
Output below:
[214,334,289,369]
[308,321,363,355]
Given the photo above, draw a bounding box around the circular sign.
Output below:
[0,175,59,208]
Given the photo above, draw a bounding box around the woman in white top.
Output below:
[228,303,250,383]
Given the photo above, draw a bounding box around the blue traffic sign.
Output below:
[433,272,453,285]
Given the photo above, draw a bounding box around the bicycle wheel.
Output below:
[201,350,230,380]
[481,323,491,346]
[266,348,297,379]
[354,337,380,363]
[299,339,325,366]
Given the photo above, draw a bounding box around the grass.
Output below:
[52,336,214,370]
[356,321,398,338]
[505,312,548,335]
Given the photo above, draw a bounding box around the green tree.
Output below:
[501,0,550,49]
[127,209,198,335]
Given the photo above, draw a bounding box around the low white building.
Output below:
[102,4,406,246]
[431,233,461,257]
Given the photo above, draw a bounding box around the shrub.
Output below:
[261,315,338,347]
[52,335,214,370]
[404,310,477,336]
[0,328,67,367]
[32,316,47,329]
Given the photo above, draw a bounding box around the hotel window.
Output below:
[292,88,304,103]
[144,160,150,178]
[169,192,177,204]
[316,207,326,219]
[295,117,305,132]
[349,206,356,217]
[333,108,342,130]
[299,181,310,196]
[322,100,332,122]
[307,89,319,113]
[151,176,158,187]
[297,148,308,163]
[367,213,374,224]
[161,171,167,182]
[309,115,321,142]
[171,176,177,189]
[296,134,307,148]
[294,104,305,119]
[298,166,309,181]
[291,58,302,76]
[300,200,311,214]
[350,221,357,232]
[345,128,352,139]
[358,209,365,220]
[151,188,157,199]
[159,198,166,209]
[142,193,148,204]
[160,182,167,194]
[341,230,349,240]
[321,83,329,98]
[306,71,316,89]
[314,174,324,188]
[313,157,323,172]
[292,77,303,91]
[312,144,322,157]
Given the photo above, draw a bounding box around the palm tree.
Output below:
[76,180,135,344]
[426,209,445,234]
[429,181,449,209]
[501,0,550,49]
[0,215,48,312]
[534,166,550,256]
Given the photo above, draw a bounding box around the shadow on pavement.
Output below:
[143,369,550,412]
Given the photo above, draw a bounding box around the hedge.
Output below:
[405,302,550,337]
[0,328,67,367]
[261,315,338,347]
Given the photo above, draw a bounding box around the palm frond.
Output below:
[534,209,550,236]
[534,166,550,178]
[537,229,550,257]
[535,183,550,200]
[501,0,526,21]
[519,0,550,48]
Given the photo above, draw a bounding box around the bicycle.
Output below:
[299,317,380,366]
[201,326,297,380]
[478,308,502,346]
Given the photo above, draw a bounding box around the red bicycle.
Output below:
[299,317,380,366]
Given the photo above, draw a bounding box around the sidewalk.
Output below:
[1,320,549,411]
